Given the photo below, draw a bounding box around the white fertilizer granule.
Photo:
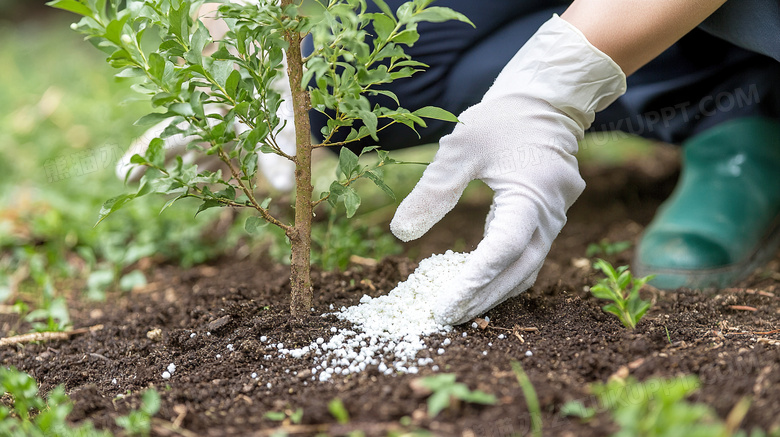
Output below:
[281,251,470,380]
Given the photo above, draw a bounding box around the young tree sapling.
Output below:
[48,0,471,316]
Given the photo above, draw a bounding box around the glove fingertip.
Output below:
[389,216,423,242]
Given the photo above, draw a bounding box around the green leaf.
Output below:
[410,6,474,27]
[160,194,188,214]
[393,59,429,68]
[616,270,631,292]
[338,147,360,180]
[225,69,241,99]
[630,299,652,324]
[511,361,542,437]
[87,269,114,297]
[358,110,378,140]
[369,89,400,105]
[365,170,395,200]
[141,389,161,416]
[105,16,130,45]
[602,303,629,327]
[342,187,361,218]
[289,408,303,424]
[186,23,209,64]
[115,67,146,78]
[169,102,195,117]
[426,390,451,417]
[96,193,136,226]
[371,0,395,20]
[459,389,497,405]
[392,29,419,45]
[419,373,457,391]
[589,283,615,300]
[328,399,349,424]
[413,106,459,123]
[168,1,190,42]
[560,400,596,420]
[135,112,172,126]
[195,199,223,216]
[371,13,396,42]
[148,52,165,80]
[211,60,235,88]
[245,216,268,234]
[146,138,165,167]
[152,92,177,107]
[263,411,287,421]
[46,0,93,18]
[119,270,147,292]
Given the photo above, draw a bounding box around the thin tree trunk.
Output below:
[283,5,314,317]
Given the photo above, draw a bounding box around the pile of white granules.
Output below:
[275,250,469,382]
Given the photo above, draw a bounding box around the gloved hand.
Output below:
[390,15,627,325]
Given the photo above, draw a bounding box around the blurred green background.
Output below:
[0,1,653,333]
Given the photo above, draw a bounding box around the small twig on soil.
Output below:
[89,352,112,362]
[172,405,188,429]
[349,255,378,267]
[152,418,201,437]
[486,325,540,333]
[721,329,780,336]
[728,305,758,312]
[0,324,103,347]
[723,287,777,297]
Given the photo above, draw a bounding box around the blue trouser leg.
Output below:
[308,1,780,150]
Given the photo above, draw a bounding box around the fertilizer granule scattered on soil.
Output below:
[280,251,469,380]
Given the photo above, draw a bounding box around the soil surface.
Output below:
[2,144,780,436]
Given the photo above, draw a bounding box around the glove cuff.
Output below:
[484,14,627,133]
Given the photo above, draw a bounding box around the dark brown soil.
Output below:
[2,144,780,436]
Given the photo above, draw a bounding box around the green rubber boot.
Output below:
[634,117,780,290]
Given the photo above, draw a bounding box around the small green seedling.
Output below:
[560,399,596,422]
[328,398,350,425]
[511,361,542,437]
[417,373,496,417]
[0,367,111,437]
[115,388,161,437]
[590,259,653,329]
[264,407,303,424]
[586,239,632,258]
[591,376,767,437]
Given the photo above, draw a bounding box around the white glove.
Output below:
[390,15,627,325]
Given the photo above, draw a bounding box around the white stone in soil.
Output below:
[282,251,470,379]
